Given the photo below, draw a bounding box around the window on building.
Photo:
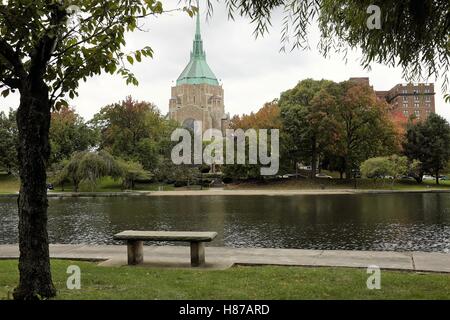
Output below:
[414,95,419,101]
[414,103,419,108]
[403,103,408,109]
[426,103,431,108]
[415,110,420,116]
[425,88,430,93]
[403,110,409,116]
[403,96,408,101]
[402,89,408,94]
[425,95,431,101]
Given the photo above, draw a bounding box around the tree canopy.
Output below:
[403,113,450,184]
[0,0,177,105]
[0,0,195,300]
[91,96,179,173]
[0,109,17,174]
[50,106,98,164]
[279,79,399,179]
[204,0,450,89]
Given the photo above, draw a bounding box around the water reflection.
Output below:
[0,193,449,252]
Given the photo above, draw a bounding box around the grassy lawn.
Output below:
[0,173,19,194]
[0,174,176,193]
[0,260,449,300]
[227,178,450,191]
[51,176,176,192]
[2,172,450,194]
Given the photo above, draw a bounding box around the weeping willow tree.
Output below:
[53,150,123,192]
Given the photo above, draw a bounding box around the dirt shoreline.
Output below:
[2,188,450,198]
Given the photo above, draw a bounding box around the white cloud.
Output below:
[1,0,448,121]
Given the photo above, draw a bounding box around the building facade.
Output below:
[169,11,229,132]
[349,77,435,120]
[377,83,435,120]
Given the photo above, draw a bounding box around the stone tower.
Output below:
[169,7,229,132]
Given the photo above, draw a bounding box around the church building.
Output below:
[169,9,229,133]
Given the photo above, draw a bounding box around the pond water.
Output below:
[1,193,450,252]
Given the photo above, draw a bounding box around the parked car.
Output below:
[351,169,361,178]
[280,173,306,179]
[315,173,332,179]
[422,175,435,181]
[439,175,449,181]
[46,183,54,190]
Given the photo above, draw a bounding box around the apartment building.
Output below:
[349,78,435,120]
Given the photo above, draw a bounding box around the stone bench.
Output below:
[113,230,217,267]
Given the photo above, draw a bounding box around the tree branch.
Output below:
[29,4,67,80]
[0,76,21,89]
[0,39,27,82]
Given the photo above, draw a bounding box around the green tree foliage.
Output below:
[279,79,399,179]
[0,0,195,299]
[92,96,178,172]
[223,101,281,180]
[279,79,339,177]
[204,0,450,89]
[333,81,399,179]
[0,109,17,174]
[50,106,98,164]
[403,113,450,184]
[54,150,122,192]
[360,155,416,185]
[361,156,394,179]
[117,159,151,190]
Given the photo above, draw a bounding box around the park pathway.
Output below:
[0,245,449,272]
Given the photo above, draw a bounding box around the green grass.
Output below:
[0,173,19,194]
[228,177,450,191]
[2,172,450,194]
[50,176,176,193]
[0,260,449,300]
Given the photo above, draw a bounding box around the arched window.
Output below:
[182,118,196,131]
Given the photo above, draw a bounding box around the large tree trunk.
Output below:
[344,156,352,181]
[13,80,56,300]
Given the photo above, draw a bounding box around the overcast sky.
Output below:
[1,0,448,121]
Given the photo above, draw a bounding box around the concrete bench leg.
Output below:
[190,242,205,267]
[127,240,144,265]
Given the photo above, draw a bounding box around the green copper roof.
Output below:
[176,7,219,86]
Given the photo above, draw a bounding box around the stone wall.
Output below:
[169,83,229,132]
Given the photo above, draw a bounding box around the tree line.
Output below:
[2,81,450,188]
[0,96,204,190]
[227,79,450,184]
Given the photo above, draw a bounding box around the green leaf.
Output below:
[127,56,134,65]
[135,51,142,63]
